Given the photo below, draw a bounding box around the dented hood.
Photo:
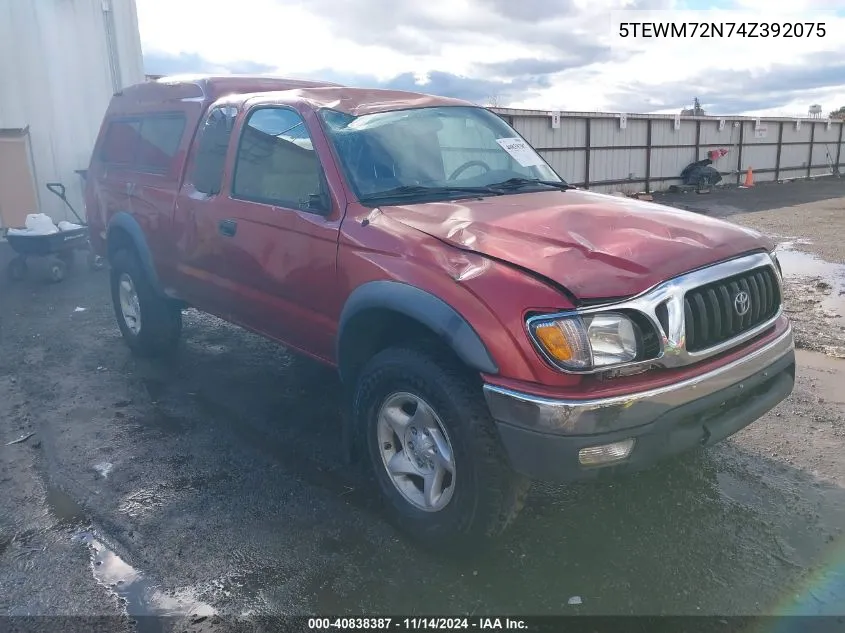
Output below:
[380,189,772,301]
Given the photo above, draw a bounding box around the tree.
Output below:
[829,106,845,120]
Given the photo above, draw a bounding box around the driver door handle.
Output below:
[218,219,237,237]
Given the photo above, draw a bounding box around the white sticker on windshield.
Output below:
[496,137,544,167]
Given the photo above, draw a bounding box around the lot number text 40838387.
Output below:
[308,617,528,630]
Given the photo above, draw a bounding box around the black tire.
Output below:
[48,259,67,283]
[7,257,27,281]
[353,344,529,550]
[110,249,182,357]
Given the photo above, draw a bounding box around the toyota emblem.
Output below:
[734,290,751,316]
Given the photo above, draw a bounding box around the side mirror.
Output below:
[303,193,330,214]
[303,172,332,214]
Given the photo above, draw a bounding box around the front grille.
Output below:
[683,265,781,352]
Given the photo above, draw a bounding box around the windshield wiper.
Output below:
[358,184,503,202]
[486,177,575,192]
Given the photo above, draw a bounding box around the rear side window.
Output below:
[136,116,185,172]
[99,114,186,173]
[100,120,141,165]
[192,106,237,195]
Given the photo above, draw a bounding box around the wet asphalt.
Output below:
[2,185,845,626]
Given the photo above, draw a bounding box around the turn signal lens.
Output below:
[533,323,574,361]
[528,312,643,372]
[530,317,591,370]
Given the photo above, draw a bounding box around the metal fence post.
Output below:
[584,117,591,189]
[808,122,816,178]
[775,121,784,182]
[645,119,652,193]
[736,121,745,185]
[837,122,843,171]
[694,119,701,160]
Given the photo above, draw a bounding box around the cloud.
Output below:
[136,0,845,115]
[605,55,845,114]
[285,0,619,63]
[142,52,560,106]
[383,71,552,104]
[475,53,612,80]
[143,51,276,76]
[477,0,579,22]
[218,62,554,104]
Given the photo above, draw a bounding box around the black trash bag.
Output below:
[681,158,722,186]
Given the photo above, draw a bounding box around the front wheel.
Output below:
[110,249,182,357]
[353,345,529,549]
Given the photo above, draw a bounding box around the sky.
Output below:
[137,0,845,117]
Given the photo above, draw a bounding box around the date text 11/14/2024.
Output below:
[308,617,528,630]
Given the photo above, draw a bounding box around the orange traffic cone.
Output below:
[741,166,754,188]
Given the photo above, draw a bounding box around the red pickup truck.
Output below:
[85,75,795,546]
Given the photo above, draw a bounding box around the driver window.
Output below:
[232,107,324,210]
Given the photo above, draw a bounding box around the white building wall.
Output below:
[0,0,144,225]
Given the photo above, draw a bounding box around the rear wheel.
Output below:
[110,249,182,357]
[353,344,529,550]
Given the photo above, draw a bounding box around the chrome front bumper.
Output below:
[483,325,795,481]
[485,324,794,436]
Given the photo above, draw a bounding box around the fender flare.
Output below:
[107,212,163,295]
[337,280,499,377]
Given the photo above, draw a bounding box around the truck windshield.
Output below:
[318,106,568,204]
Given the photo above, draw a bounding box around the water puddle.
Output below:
[796,349,845,406]
[775,242,845,327]
[45,486,86,527]
[45,486,217,631]
[72,531,217,631]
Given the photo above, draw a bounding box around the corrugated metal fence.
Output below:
[492,108,845,194]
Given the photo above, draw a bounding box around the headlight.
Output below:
[528,312,640,372]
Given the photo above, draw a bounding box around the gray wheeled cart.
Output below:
[5,183,104,283]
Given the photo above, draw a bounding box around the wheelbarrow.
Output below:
[5,182,105,283]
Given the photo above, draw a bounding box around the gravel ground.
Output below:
[1,182,845,628]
